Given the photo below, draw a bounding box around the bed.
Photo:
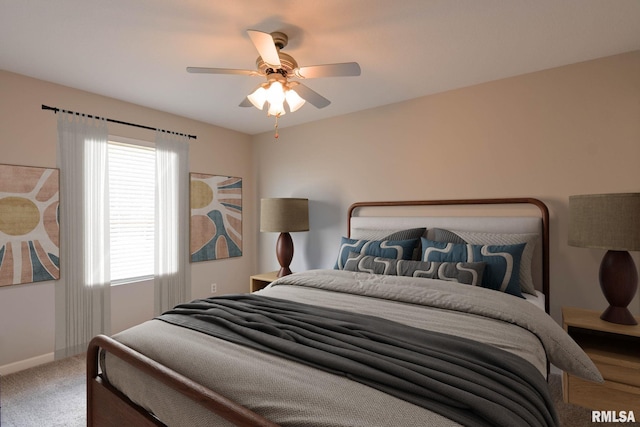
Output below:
[87,198,602,427]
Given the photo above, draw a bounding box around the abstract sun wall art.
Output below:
[0,164,60,286]
[190,173,242,262]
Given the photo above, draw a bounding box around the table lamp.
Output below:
[569,193,640,325]
[260,198,309,277]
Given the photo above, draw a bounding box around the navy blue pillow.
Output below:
[421,238,525,298]
[334,237,419,270]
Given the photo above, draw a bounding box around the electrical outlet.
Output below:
[210,283,217,294]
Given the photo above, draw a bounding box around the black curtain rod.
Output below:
[41,105,197,140]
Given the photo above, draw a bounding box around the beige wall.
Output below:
[0,70,255,371]
[253,51,640,323]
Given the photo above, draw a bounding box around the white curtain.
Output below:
[55,112,111,358]
[154,131,190,315]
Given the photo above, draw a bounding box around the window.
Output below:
[108,138,155,284]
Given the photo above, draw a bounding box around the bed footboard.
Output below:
[87,335,279,427]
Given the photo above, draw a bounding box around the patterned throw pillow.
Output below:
[425,228,538,295]
[350,228,426,260]
[334,237,419,269]
[343,253,485,286]
[421,238,526,298]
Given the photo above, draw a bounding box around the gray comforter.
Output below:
[158,294,557,427]
[104,270,602,427]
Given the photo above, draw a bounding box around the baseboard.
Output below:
[0,352,54,376]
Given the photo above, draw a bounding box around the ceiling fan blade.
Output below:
[187,67,261,76]
[247,30,281,68]
[292,83,331,109]
[294,62,361,79]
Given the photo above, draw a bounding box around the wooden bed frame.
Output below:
[87,197,550,426]
[87,335,278,427]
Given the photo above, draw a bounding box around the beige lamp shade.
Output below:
[260,198,309,233]
[568,193,640,251]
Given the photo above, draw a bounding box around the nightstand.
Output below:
[562,306,640,412]
[249,271,279,292]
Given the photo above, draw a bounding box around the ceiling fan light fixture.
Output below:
[248,80,300,117]
[266,80,287,116]
[247,85,268,110]
[285,88,305,112]
[267,100,286,117]
[266,80,285,102]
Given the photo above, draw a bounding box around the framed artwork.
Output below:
[0,164,60,286]
[190,173,242,262]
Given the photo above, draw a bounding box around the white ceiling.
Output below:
[2,0,640,135]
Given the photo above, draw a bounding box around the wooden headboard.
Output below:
[347,198,550,313]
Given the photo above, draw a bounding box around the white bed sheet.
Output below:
[524,290,546,311]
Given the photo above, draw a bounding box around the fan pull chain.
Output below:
[274,114,280,140]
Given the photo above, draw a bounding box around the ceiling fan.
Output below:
[187,30,361,117]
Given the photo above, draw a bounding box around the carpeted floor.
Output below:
[1,356,637,426]
[1,355,85,427]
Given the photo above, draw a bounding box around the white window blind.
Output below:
[108,140,155,283]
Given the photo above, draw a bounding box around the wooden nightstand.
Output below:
[562,306,640,412]
[249,271,279,292]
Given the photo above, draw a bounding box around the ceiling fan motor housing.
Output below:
[270,32,288,49]
[256,52,298,77]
